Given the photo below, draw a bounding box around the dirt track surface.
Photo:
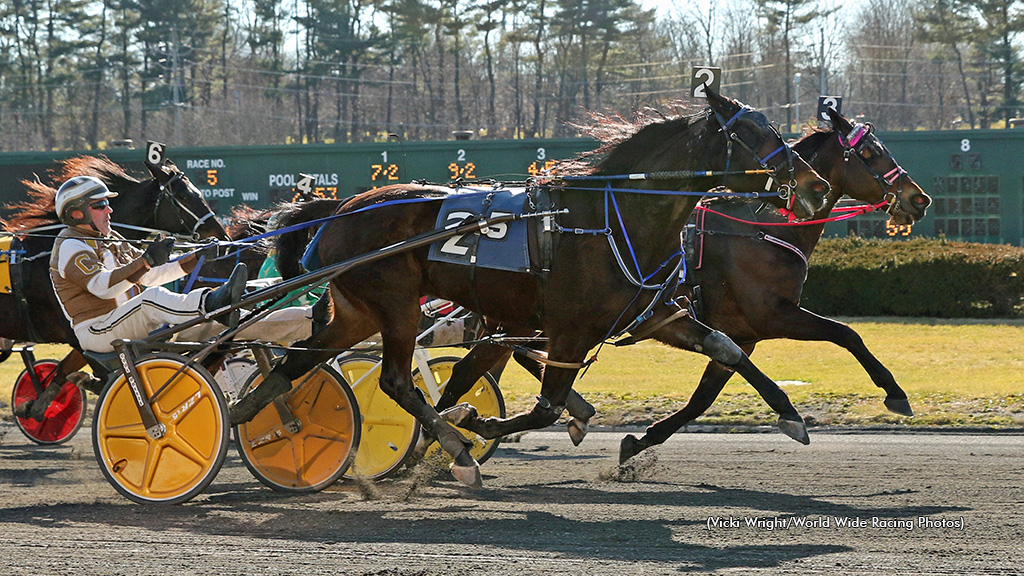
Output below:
[1,423,1022,575]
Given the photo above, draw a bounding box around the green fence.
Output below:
[3,129,1024,245]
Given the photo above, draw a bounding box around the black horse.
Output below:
[233,91,831,487]
[1,154,228,416]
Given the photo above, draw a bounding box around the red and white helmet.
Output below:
[55,176,118,226]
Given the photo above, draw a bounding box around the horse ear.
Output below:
[704,87,737,116]
[826,106,852,133]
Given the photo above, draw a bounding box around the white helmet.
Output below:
[55,176,118,226]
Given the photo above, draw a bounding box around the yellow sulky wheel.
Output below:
[340,353,506,481]
[337,353,420,481]
[235,363,360,492]
[417,356,505,466]
[92,353,229,505]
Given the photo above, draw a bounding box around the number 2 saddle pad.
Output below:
[427,188,532,273]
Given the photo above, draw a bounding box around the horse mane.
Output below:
[793,124,835,153]
[225,204,269,241]
[553,101,706,177]
[271,199,345,279]
[2,155,142,232]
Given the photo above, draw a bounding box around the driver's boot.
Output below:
[203,263,247,329]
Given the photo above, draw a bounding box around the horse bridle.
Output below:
[713,106,801,210]
[154,170,217,240]
[838,123,908,217]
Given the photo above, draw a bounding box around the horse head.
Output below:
[146,159,229,241]
[704,89,830,219]
[823,107,931,226]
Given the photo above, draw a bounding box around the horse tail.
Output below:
[273,198,343,279]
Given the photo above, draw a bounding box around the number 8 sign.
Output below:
[691,67,721,99]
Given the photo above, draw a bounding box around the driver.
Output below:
[15,175,328,420]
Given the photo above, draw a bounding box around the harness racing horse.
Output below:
[428,108,930,459]
[0,154,228,419]
[435,107,930,460]
[613,107,930,461]
[231,91,831,487]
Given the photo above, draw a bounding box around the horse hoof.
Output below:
[450,452,482,489]
[884,397,914,417]
[619,434,645,465]
[439,403,477,427]
[777,417,810,445]
[567,417,589,446]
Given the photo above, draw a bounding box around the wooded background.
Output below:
[0,0,1020,151]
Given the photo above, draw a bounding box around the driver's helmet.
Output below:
[55,176,118,226]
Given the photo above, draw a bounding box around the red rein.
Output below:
[695,200,889,227]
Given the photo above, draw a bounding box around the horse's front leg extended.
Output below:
[650,316,808,443]
[621,357,742,463]
[768,305,911,416]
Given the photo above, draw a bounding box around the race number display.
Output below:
[145,141,167,169]
[817,96,843,123]
[691,67,721,99]
[295,173,315,200]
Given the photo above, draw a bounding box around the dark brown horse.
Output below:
[233,91,831,487]
[1,155,228,414]
[614,107,930,461]
[428,107,930,462]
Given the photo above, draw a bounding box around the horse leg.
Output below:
[767,306,912,416]
[229,293,379,426]
[21,349,91,421]
[447,337,586,441]
[508,345,595,445]
[375,301,485,487]
[628,315,808,447]
[435,342,513,412]
[620,353,745,464]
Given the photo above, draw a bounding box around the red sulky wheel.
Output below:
[11,359,87,445]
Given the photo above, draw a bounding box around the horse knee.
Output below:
[702,331,744,366]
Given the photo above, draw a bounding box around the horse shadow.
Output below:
[0,447,970,574]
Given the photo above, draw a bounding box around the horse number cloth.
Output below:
[427,189,531,273]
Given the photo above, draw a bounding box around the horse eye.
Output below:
[859,148,874,160]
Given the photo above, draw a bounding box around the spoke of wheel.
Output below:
[161,428,210,466]
[104,426,150,441]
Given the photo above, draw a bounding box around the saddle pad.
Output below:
[0,236,13,294]
[428,189,531,273]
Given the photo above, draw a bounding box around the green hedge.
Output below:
[803,236,1024,318]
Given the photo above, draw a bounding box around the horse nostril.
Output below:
[812,181,830,196]
[912,193,931,207]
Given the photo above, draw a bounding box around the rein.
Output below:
[694,199,888,228]
[712,105,800,210]
[154,171,218,241]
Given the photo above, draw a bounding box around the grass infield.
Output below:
[2,318,1021,429]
